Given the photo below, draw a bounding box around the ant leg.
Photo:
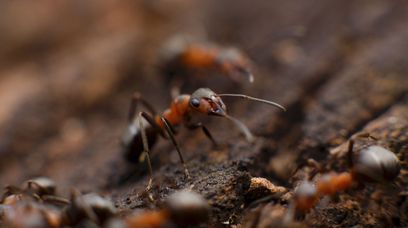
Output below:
[70,189,99,223]
[4,185,22,195]
[160,117,190,179]
[347,139,355,169]
[41,195,70,205]
[347,132,377,168]
[128,92,158,122]
[185,122,218,148]
[139,112,167,138]
[352,132,378,141]
[306,158,324,180]
[138,112,154,191]
[1,186,22,202]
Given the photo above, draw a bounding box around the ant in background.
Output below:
[1,177,68,228]
[62,190,116,226]
[292,133,401,213]
[1,177,118,227]
[159,36,254,95]
[124,190,210,228]
[121,87,286,190]
[1,177,68,206]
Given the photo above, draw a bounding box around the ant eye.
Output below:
[190,98,200,108]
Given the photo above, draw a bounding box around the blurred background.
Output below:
[0,0,407,202]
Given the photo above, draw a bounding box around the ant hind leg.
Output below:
[138,112,155,192]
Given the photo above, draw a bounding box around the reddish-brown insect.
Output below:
[0,177,68,228]
[1,200,62,228]
[1,177,68,206]
[161,37,254,84]
[121,87,285,190]
[125,190,210,227]
[293,134,400,213]
[62,190,116,226]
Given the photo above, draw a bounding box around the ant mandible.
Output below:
[121,88,286,190]
[293,133,401,213]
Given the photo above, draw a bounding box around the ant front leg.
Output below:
[160,117,191,179]
[185,122,218,148]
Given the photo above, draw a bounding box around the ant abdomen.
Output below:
[352,145,400,183]
[165,190,210,226]
[293,181,318,212]
[122,123,158,163]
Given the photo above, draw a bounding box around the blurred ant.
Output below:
[293,133,401,213]
[125,190,210,227]
[122,87,285,190]
[1,200,62,228]
[62,190,117,226]
[0,177,68,228]
[1,177,68,206]
[160,37,254,94]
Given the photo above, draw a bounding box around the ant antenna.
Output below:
[248,74,254,83]
[243,72,254,83]
[225,115,254,143]
[217,94,286,111]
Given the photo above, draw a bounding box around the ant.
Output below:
[121,87,286,190]
[62,190,117,226]
[292,133,401,213]
[160,37,254,94]
[1,177,69,206]
[1,200,62,228]
[0,177,69,228]
[125,190,210,227]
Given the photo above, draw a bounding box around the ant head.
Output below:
[190,88,227,116]
[216,48,254,83]
[352,145,400,182]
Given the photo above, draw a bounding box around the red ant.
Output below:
[121,87,285,190]
[292,134,401,213]
[161,37,254,93]
[125,190,210,227]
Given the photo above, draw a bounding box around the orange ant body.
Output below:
[293,135,400,213]
[121,88,285,190]
[161,37,254,88]
[125,190,210,228]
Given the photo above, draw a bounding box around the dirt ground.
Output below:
[0,0,407,227]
